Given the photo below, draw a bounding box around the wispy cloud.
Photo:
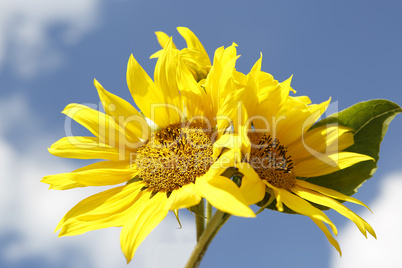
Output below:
[331,172,402,268]
[0,0,101,78]
[0,94,195,268]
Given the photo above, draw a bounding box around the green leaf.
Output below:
[257,99,401,213]
[306,99,401,196]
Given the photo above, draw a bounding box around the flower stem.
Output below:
[195,199,205,241]
[185,210,231,268]
[205,201,212,225]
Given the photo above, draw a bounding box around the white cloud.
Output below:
[0,0,101,78]
[0,94,195,268]
[331,173,402,268]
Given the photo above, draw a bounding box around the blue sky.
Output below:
[0,0,401,267]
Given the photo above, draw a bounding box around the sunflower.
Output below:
[41,37,255,262]
[218,55,377,254]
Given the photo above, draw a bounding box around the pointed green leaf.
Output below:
[306,99,401,196]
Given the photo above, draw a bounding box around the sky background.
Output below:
[0,0,401,267]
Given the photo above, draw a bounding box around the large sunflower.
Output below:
[42,36,254,262]
[219,55,376,254]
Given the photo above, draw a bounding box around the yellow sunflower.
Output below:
[217,55,376,255]
[42,38,255,262]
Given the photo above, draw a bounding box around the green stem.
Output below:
[185,210,231,268]
[195,199,205,241]
[205,201,212,225]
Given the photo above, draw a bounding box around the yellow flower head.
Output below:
[42,35,254,263]
[218,54,377,255]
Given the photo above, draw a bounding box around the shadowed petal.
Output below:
[120,192,168,263]
[293,152,374,177]
[57,182,144,236]
[42,161,138,189]
[167,183,202,210]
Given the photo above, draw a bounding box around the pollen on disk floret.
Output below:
[134,121,214,194]
[248,132,296,189]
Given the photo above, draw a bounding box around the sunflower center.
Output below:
[134,122,213,195]
[248,133,296,189]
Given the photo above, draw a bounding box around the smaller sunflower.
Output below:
[216,55,376,254]
[42,38,255,263]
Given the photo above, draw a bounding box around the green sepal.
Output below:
[256,193,297,214]
[188,204,204,217]
[220,167,243,187]
[257,99,401,213]
[126,175,142,185]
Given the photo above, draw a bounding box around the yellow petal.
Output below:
[149,31,178,59]
[257,71,279,99]
[235,161,266,205]
[310,217,342,256]
[276,98,331,146]
[204,45,238,116]
[216,89,245,137]
[42,161,138,189]
[95,79,150,143]
[149,50,163,59]
[262,181,284,211]
[220,44,238,67]
[179,49,210,81]
[166,183,202,210]
[219,56,239,102]
[239,176,266,205]
[293,152,374,177]
[292,185,375,238]
[254,75,293,127]
[151,28,211,81]
[176,59,212,120]
[292,95,311,105]
[57,182,144,236]
[126,54,173,129]
[295,180,372,212]
[269,185,337,235]
[48,136,129,161]
[177,27,210,64]
[195,170,255,218]
[213,134,240,153]
[62,103,125,147]
[154,31,177,49]
[120,192,168,263]
[238,162,262,182]
[204,48,222,116]
[41,177,84,190]
[243,54,261,117]
[153,38,183,122]
[232,102,251,154]
[288,125,354,163]
[213,135,248,162]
